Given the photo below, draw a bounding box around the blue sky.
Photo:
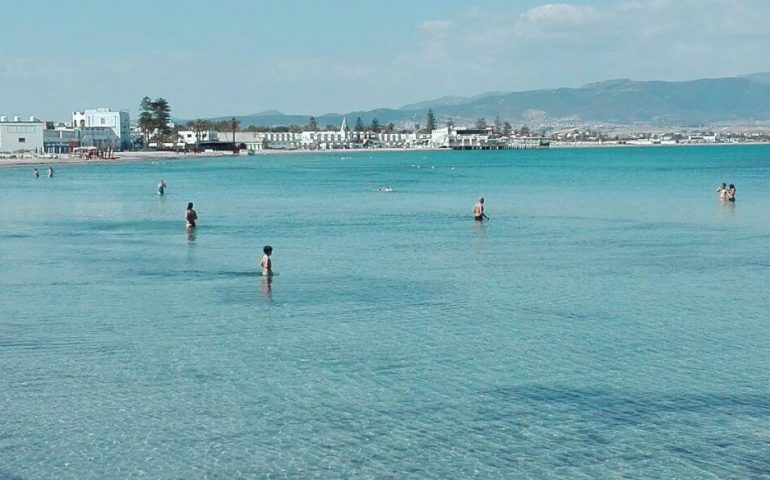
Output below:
[2,0,769,120]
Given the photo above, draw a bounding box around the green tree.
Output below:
[425,109,436,133]
[370,118,381,133]
[475,118,488,130]
[385,122,395,133]
[138,96,154,147]
[151,97,171,135]
[494,116,503,133]
[306,116,319,131]
[502,121,512,136]
[354,117,365,132]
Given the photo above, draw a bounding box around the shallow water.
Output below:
[1,146,769,479]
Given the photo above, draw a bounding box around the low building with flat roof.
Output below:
[0,116,45,152]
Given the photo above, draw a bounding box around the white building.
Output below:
[0,116,45,152]
[177,130,219,145]
[72,108,131,150]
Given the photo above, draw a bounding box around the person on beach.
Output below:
[473,197,489,221]
[47,167,54,178]
[158,180,167,195]
[716,183,727,200]
[33,167,39,178]
[260,245,273,276]
[186,202,198,228]
[727,184,736,202]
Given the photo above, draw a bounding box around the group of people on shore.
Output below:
[716,183,736,202]
[32,167,54,178]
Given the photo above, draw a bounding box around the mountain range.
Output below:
[197,73,770,128]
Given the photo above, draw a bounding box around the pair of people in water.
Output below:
[716,183,736,202]
[32,167,53,178]
[184,201,274,275]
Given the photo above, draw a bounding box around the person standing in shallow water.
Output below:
[260,245,273,276]
[186,202,198,228]
[158,180,167,195]
[47,166,54,178]
[473,197,489,221]
[33,167,39,179]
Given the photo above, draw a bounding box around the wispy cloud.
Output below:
[417,19,454,33]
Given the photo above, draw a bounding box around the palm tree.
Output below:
[229,117,241,154]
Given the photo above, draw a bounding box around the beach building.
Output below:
[72,108,131,150]
[43,128,80,154]
[178,130,219,145]
[0,116,45,152]
[430,126,548,149]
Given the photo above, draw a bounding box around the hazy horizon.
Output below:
[3,0,770,121]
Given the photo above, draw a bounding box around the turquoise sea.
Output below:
[1,145,769,479]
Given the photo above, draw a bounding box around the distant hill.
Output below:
[178,74,770,128]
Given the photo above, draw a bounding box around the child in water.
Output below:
[260,245,273,276]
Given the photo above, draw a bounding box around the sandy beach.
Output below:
[0,147,440,169]
[0,150,242,169]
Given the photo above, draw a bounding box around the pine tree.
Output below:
[151,98,171,135]
[425,109,436,133]
[354,117,365,132]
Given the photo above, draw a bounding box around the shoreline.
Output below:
[2,142,769,168]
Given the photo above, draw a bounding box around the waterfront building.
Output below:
[430,126,548,149]
[177,130,219,145]
[72,108,131,150]
[43,128,79,154]
[0,116,45,152]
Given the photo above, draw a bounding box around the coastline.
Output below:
[2,142,769,168]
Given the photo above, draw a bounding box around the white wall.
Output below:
[0,122,45,152]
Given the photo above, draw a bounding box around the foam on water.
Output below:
[1,146,769,478]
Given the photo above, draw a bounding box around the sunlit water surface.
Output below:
[1,146,769,479]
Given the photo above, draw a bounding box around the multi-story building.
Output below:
[0,115,45,152]
[72,108,131,150]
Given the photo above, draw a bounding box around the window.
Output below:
[101,118,106,125]
[19,137,26,143]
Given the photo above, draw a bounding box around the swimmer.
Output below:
[727,183,736,202]
[158,180,167,195]
[185,202,198,228]
[473,197,489,221]
[260,245,273,276]
[716,182,727,201]
[33,167,39,178]
[47,166,54,178]
[378,186,393,192]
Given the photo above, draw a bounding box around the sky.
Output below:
[2,0,770,121]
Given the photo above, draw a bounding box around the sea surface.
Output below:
[1,146,769,479]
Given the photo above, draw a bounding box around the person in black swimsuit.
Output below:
[186,202,198,228]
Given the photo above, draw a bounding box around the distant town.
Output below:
[2,101,770,159]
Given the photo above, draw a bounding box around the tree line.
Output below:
[138,98,538,149]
